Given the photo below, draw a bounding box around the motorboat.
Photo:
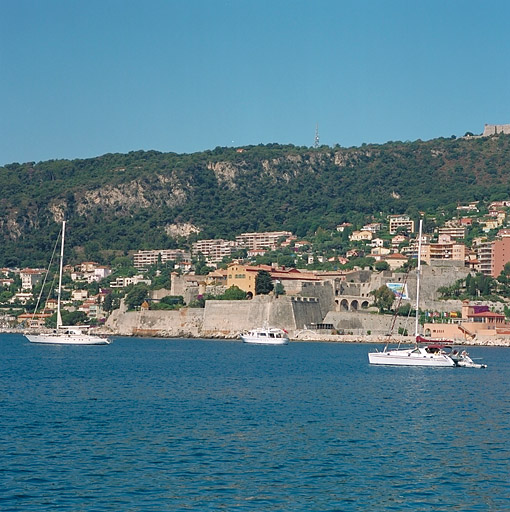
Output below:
[241,327,289,345]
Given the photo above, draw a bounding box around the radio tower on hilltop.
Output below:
[314,123,320,148]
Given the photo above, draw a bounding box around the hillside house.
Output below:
[20,269,44,290]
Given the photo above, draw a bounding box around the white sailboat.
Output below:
[368,220,455,367]
[24,221,111,345]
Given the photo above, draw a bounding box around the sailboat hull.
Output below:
[26,333,111,345]
[368,348,455,367]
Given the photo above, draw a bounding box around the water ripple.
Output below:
[1,335,509,511]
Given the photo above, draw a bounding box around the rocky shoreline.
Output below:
[4,327,510,347]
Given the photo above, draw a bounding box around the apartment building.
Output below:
[491,237,510,277]
[420,241,466,265]
[20,269,44,290]
[438,226,466,240]
[235,231,292,251]
[192,239,238,264]
[388,215,415,234]
[133,249,191,269]
[477,241,494,276]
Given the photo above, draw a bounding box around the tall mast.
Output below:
[56,221,66,329]
[414,219,423,339]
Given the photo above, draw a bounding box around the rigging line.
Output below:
[385,269,410,351]
[30,225,62,323]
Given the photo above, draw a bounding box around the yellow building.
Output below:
[226,263,320,297]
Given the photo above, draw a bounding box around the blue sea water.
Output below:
[0,334,509,511]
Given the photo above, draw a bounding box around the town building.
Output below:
[476,236,510,278]
[491,237,510,278]
[109,275,151,288]
[133,249,191,269]
[20,269,44,290]
[438,226,466,240]
[192,239,238,264]
[226,263,320,297]
[362,223,382,233]
[391,234,407,251]
[388,215,414,234]
[235,231,292,251]
[424,301,508,340]
[349,230,373,242]
[476,241,493,276]
[383,253,408,270]
[420,236,466,265]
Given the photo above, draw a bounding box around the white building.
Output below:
[20,269,44,290]
[133,249,191,269]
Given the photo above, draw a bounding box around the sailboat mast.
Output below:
[56,221,66,329]
[414,219,423,338]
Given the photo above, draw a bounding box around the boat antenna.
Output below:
[414,218,423,341]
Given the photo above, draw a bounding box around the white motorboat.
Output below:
[368,219,456,367]
[24,221,111,346]
[241,327,289,345]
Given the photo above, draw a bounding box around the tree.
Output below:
[124,284,149,310]
[374,261,389,272]
[222,285,247,300]
[371,285,395,313]
[255,270,274,295]
[274,282,286,297]
[103,293,114,312]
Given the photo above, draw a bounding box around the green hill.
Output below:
[2,134,510,267]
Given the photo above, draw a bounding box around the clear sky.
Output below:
[1,0,509,165]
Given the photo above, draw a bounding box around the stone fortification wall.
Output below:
[201,294,323,335]
[483,124,510,136]
[105,307,204,337]
[105,294,324,338]
[290,296,323,329]
[323,311,416,336]
[297,281,335,318]
[151,288,172,300]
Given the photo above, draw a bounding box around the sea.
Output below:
[1,334,509,511]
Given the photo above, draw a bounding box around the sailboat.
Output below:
[24,221,111,345]
[368,219,455,366]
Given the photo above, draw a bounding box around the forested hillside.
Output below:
[2,134,510,267]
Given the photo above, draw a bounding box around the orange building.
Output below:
[491,236,510,277]
[423,300,507,340]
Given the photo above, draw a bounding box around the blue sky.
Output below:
[1,0,509,165]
